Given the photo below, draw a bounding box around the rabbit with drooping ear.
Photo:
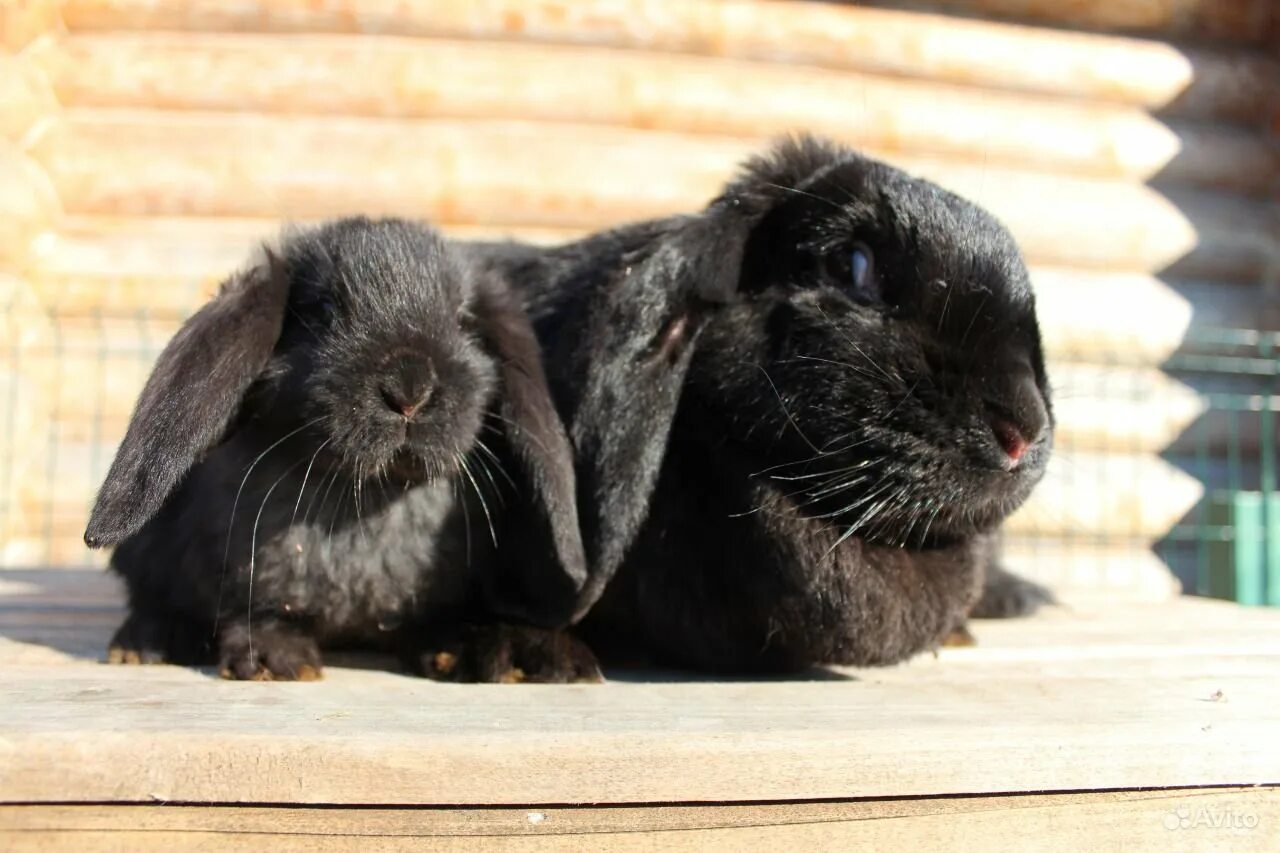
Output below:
[85,217,598,682]
[472,136,1054,672]
[462,203,753,626]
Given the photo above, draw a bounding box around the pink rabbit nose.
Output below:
[380,384,432,419]
[991,418,1030,465]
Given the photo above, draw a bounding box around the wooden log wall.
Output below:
[2,0,1278,603]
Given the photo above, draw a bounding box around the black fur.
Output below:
[86,217,591,681]
[472,136,1055,672]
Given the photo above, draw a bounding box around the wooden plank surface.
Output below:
[3,788,1277,851]
[1,569,1278,806]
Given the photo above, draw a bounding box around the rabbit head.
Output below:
[266,219,496,485]
[688,136,1053,546]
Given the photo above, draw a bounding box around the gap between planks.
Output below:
[1,787,1277,851]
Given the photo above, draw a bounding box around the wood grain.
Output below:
[31,33,1279,193]
[54,0,1278,123]
[2,789,1277,850]
[1,574,1278,807]
[26,112,1279,280]
[926,0,1278,46]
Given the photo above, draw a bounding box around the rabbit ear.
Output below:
[567,204,755,621]
[84,253,291,548]
[472,276,588,624]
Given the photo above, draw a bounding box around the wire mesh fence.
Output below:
[1159,330,1279,604]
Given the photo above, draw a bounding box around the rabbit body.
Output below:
[89,217,593,680]
[472,137,1054,673]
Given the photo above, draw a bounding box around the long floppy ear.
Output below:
[568,203,754,621]
[471,274,588,625]
[84,253,291,547]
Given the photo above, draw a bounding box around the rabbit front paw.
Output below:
[409,623,602,684]
[218,619,323,681]
[107,611,212,666]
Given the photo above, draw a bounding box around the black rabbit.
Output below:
[85,217,598,682]
[470,136,1054,673]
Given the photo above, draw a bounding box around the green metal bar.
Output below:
[1196,415,1211,596]
[1260,335,1278,606]
[1228,408,1242,496]
[1165,354,1280,377]
[1269,495,1280,607]
[1233,492,1264,606]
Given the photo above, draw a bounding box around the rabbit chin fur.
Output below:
[470,135,1054,673]
[89,217,588,679]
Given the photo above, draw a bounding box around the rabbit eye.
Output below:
[826,242,880,302]
[849,243,877,297]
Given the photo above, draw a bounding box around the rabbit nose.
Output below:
[986,371,1047,468]
[991,417,1031,464]
[380,382,432,419]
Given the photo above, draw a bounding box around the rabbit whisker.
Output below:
[286,306,323,343]
[900,499,929,548]
[896,499,926,545]
[959,291,992,347]
[857,493,900,543]
[454,476,473,568]
[468,446,506,509]
[810,472,898,520]
[457,452,497,548]
[246,455,310,663]
[747,361,823,455]
[289,437,332,529]
[473,438,517,491]
[734,479,825,517]
[806,474,872,501]
[757,180,850,217]
[806,457,890,496]
[377,466,391,506]
[788,353,877,380]
[917,503,943,549]
[485,410,555,458]
[753,438,876,479]
[826,518,862,557]
[881,377,922,422]
[304,465,341,531]
[353,462,370,550]
[867,487,912,545]
[327,475,353,549]
[216,416,323,639]
[814,304,900,385]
